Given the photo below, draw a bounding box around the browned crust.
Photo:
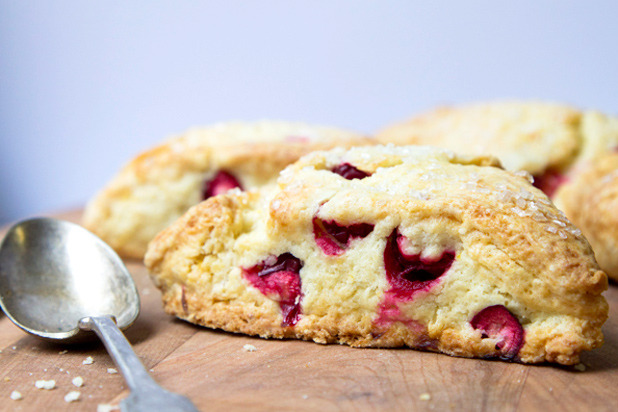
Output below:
[555,153,618,281]
[376,102,581,175]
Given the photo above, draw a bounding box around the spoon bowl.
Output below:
[0,218,139,342]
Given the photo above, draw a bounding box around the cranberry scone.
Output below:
[553,153,618,280]
[377,101,618,280]
[145,145,608,365]
[83,121,372,258]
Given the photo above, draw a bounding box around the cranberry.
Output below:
[383,229,455,299]
[532,169,567,198]
[374,229,455,332]
[331,163,371,180]
[471,305,524,360]
[313,217,374,255]
[243,253,303,327]
[202,170,242,200]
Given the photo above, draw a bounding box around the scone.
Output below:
[554,153,618,280]
[83,121,372,258]
[145,145,608,365]
[377,101,618,279]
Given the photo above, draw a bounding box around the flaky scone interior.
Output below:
[145,145,608,365]
[83,121,372,258]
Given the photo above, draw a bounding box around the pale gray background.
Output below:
[1,1,617,224]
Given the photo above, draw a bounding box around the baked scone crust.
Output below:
[146,145,608,365]
[554,153,618,279]
[83,121,372,258]
[377,102,581,175]
[377,102,618,281]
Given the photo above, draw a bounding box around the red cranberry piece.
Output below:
[313,217,374,255]
[202,170,243,200]
[331,163,371,180]
[532,169,567,199]
[243,253,303,327]
[470,305,524,360]
[383,229,455,299]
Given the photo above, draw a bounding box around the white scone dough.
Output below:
[145,145,608,365]
[83,121,372,258]
[377,101,618,281]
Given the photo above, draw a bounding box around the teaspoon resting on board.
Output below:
[0,218,199,412]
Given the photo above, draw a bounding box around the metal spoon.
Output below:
[0,218,199,412]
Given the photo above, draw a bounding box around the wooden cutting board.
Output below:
[1,210,617,411]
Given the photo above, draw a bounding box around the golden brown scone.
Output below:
[377,101,618,280]
[83,121,372,258]
[554,153,618,280]
[377,101,582,175]
[145,145,608,365]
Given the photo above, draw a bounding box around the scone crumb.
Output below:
[59,350,68,355]
[83,356,94,365]
[4,376,10,382]
[10,390,22,400]
[419,393,431,401]
[107,368,118,374]
[242,344,257,352]
[35,379,56,390]
[64,391,81,403]
[97,403,120,412]
[574,363,586,372]
[72,376,84,387]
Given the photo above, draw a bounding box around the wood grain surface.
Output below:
[1,210,617,411]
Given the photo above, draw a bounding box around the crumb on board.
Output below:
[72,376,84,387]
[64,391,81,403]
[574,363,586,372]
[10,390,22,401]
[83,356,94,365]
[97,403,120,412]
[35,379,56,390]
[4,376,10,382]
[107,368,118,374]
[59,350,68,355]
[419,393,431,401]
[242,344,257,352]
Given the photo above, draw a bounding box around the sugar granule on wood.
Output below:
[107,368,118,374]
[10,390,23,400]
[419,393,431,401]
[97,403,120,412]
[72,376,84,387]
[83,356,94,365]
[64,391,81,403]
[242,344,257,352]
[35,379,56,390]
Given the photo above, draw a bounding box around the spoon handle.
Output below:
[79,316,199,412]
